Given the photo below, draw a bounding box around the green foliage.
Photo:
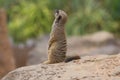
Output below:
[0,0,120,43]
[104,0,120,20]
[66,0,116,35]
[8,0,52,43]
[101,0,120,36]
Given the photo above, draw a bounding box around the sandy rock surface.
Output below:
[2,54,120,80]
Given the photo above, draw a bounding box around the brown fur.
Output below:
[44,10,80,64]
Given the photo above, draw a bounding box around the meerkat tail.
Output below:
[64,55,80,62]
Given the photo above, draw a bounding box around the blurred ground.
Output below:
[12,31,120,66]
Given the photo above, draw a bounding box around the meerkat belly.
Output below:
[48,40,67,63]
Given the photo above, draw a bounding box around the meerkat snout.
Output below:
[54,10,67,24]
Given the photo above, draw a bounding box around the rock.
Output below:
[82,31,115,44]
[67,31,119,56]
[68,31,116,47]
[2,54,120,80]
[80,45,120,56]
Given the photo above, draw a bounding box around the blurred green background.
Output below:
[0,0,120,43]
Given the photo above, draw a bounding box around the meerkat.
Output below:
[43,10,80,64]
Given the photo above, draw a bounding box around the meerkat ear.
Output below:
[54,9,62,23]
[55,9,59,14]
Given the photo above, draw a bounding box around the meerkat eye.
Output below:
[55,15,62,23]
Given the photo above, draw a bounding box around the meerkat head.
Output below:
[54,10,67,24]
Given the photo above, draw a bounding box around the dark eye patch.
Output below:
[57,15,62,21]
[55,15,62,23]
